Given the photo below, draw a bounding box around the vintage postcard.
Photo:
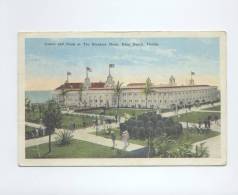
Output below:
[18,31,226,166]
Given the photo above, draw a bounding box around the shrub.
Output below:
[195,142,209,157]
[55,130,74,146]
[120,112,183,140]
[153,139,209,158]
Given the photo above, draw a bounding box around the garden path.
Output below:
[25,122,144,151]
[192,135,221,158]
[25,103,220,152]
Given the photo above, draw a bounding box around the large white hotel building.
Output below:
[53,67,219,110]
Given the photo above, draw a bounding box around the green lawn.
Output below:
[25,125,35,133]
[202,105,221,111]
[153,128,220,157]
[91,127,147,146]
[26,110,95,129]
[26,110,42,123]
[26,139,128,158]
[61,114,95,129]
[173,128,219,146]
[172,111,221,123]
[26,128,219,158]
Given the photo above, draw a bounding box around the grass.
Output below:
[26,110,95,129]
[61,114,95,129]
[25,110,42,123]
[153,128,220,157]
[91,127,147,146]
[172,111,221,123]
[25,125,35,133]
[174,128,219,146]
[25,128,220,158]
[25,139,129,158]
[160,128,219,154]
[202,105,221,111]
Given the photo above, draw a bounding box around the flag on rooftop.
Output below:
[109,64,115,68]
[86,67,92,72]
[67,72,72,75]
[191,71,195,75]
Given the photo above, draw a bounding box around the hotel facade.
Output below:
[53,68,219,110]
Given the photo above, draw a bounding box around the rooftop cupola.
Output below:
[105,64,115,88]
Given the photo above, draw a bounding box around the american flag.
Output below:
[86,67,92,72]
[109,64,115,68]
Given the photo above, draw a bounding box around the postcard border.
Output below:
[18,31,227,166]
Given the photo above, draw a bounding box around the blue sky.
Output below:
[25,37,220,90]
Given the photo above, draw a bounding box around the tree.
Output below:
[31,104,38,116]
[38,103,45,122]
[113,81,123,122]
[144,78,153,108]
[153,134,176,157]
[42,100,62,153]
[25,97,31,120]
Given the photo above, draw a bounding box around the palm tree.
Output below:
[113,81,123,122]
[78,85,84,107]
[144,77,153,109]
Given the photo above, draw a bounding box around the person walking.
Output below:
[122,130,129,150]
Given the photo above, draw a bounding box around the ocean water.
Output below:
[25,90,53,103]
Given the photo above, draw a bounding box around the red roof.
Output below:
[55,82,105,90]
[55,82,83,90]
[123,85,211,90]
[56,82,212,91]
[127,83,145,86]
[90,82,105,88]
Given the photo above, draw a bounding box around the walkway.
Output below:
[192,135,221,158]
[180,120,221,132]
[25,122,44,128]
[25,103,221,153]
[25,122,144,151]
[161,103,220,118]
[195,110,220,113]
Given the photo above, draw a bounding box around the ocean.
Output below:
[25,90,53,103]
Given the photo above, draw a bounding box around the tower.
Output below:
[189,78,195,85]
[105,64,115,88]
[169,75,176,86]
[189,71,195,85]
[83,67,92,89]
